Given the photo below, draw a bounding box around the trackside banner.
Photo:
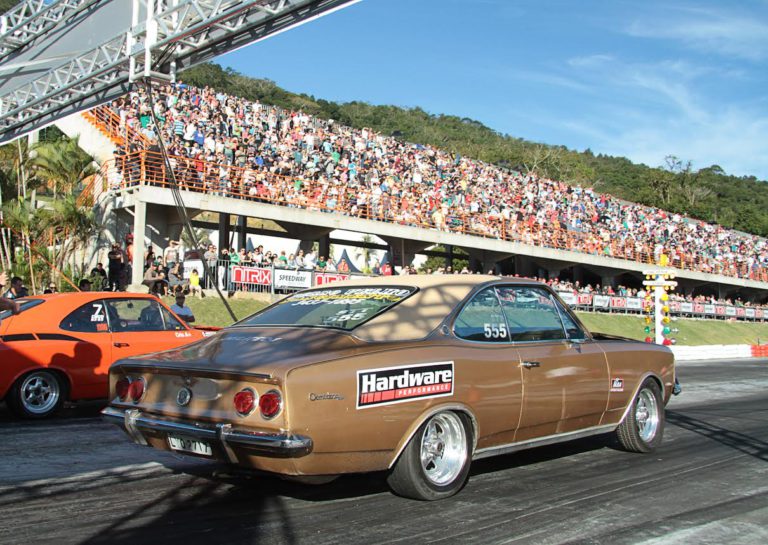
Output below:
[274,269,312,289]
[231,266,272,285]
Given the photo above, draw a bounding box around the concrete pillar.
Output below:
[218,213,230,250]
[445,245,454,269]
[129,200,146,292]
[547,268,562,281]
[601,274,616,290]
[236,215,247,251]
[318,233,331,261]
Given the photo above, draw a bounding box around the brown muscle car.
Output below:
[102,275,675,500]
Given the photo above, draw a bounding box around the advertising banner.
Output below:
[669,301,682,312]
[704,304,715,315]
[274,269,312,290]
[726,306,737,317]
[745,308,756,318]
[610,297,627,309]
[680,302,694,313]
[315,272,351,286]
[693,303,705,314]
[577,294,593,306]
[715,306,726,316]
[183,259,204,279]
[736,307,746,317]
[626,298,643,310]
[593,295,610,309]
[756,309,764,319]
[557,292,578,306]
[231,266,272,285]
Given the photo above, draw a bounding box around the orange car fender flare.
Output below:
[616,371,665,426]
[387,402,479,470]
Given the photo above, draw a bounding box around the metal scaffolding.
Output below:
[0,0,358,143]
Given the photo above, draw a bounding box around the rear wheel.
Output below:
[387,411,472,501]
[8,370,66,419]
[616,378,664,453]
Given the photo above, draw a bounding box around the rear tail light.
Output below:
[234,388,257,416]
[259,390,282,419]
[128,377,145,402]
[116,377,130,401]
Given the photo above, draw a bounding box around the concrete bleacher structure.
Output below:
[67,100,768,304]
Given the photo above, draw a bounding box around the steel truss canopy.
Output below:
[0,0,358,144]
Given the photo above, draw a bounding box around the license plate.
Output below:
[168,435,213,456]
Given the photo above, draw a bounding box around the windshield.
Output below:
[0,298,44,320]
[237,286,417,331]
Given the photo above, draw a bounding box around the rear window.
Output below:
[237,286,417,331]
[0,298,45,320]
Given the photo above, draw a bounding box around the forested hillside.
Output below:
[181,63,768,237]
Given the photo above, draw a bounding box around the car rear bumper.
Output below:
[102,406,312,460]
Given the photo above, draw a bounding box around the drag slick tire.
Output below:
[615,378,665,453]
[8,370,66,419]
[387,411,472,501]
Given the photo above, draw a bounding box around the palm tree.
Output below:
[40,194,102,281]
[29,136,98,197]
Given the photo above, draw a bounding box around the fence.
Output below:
[557,291,766,322]
[184,259,369,295]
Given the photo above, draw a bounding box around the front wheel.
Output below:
[387,411,472,501]
[615,378,665,453]
[8,370,66,419]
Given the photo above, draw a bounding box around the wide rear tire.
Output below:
[616,378,664,453]
[387,411,472,501]
[8,370,66,419]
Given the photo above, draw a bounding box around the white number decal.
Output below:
[483,323,507,339]
[90,303,105,322]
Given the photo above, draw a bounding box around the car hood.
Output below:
[111,326,366,378]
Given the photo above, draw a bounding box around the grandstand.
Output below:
[63,81,768,303]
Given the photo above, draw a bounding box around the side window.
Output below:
[454,288,509,342]
[159,305,185,331]
[558,306,588,340]
[107,299,180,332]
[497,287,566,342]
[60,301,109,333]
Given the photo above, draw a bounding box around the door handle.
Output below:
[113,342,130,348]
[521,361,541,369]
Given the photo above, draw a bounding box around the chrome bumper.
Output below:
[102,406,312,459]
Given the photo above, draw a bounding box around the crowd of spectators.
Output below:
[107,82,768,281]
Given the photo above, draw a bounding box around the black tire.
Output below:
[7,370,66,419]
[387,411,472,501]
[615,378,665,453]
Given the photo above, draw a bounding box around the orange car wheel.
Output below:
[387,411,472,501]
[8,370,67,419]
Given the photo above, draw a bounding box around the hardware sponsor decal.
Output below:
[357,361,454,409]
[610,378,624,392]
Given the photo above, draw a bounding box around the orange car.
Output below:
[0,292,213,418]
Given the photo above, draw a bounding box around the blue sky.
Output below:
[219,0,768,180]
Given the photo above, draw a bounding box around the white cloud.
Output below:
[625,5,768,61]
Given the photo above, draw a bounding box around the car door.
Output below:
[496,286,609,442]
[58,299,114,397]
[107,298,192,360]
[452,286,523,450]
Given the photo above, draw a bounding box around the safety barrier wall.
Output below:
[672,345,756,361]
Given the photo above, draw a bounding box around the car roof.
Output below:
[309,274,543,342]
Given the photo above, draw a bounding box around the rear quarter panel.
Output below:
[597,340,674,424]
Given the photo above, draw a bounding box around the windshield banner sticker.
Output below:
[357,361,454,409]
[291,287,413,306]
